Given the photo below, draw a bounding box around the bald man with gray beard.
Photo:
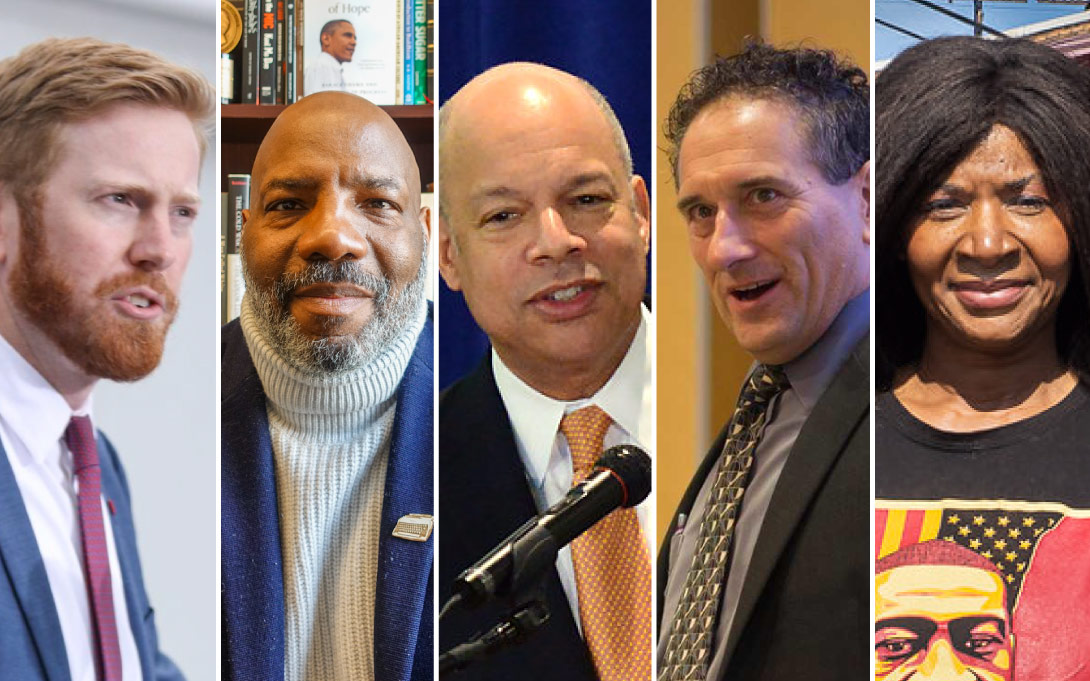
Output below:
[221,91,433,681]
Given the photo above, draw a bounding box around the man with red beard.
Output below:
[0,38,212,680]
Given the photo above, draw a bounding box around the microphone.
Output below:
[452,444,651,608]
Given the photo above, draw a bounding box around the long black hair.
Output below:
[876,36,1090,390]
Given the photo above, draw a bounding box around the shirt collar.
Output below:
[493,305,651,489]
[781,289,869,410]
[0,330,94,465]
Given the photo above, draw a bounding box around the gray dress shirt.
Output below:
[658,290,869,678]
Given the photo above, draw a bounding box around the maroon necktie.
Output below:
[65,416,122,681]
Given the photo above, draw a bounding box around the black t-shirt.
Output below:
[876,381,1090,505]
[875,382,1090,681]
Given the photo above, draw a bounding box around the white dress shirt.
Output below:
[0,332,142,681]
[492,305,653,632]
[304,50,345,96]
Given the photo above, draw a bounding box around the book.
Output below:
[402,0,413,103]
[242,0,259,103]
[412,0,425,104]
[425,0,433,103]
[221,193,228,324]
[226,174,250,322]
[276,0,286,103]
[302,0,399,103]
[286,0,297,102]
[259,0,278,104]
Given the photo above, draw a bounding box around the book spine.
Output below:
[226,174,251,322]
[413,0,426,105]
[243,0,259,103]
[286,0,296,102]
[394,0,403,103]
[220,193,228,324]
[259,0,277,104]
[275,0,285,104]
[425,0,434,103]
[405,0,414,104]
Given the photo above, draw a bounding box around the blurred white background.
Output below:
[0,0,218,678]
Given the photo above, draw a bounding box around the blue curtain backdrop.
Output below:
[438,0,652,389]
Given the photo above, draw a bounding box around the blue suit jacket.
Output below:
[438,353,598,681]
[220,314,434,681]
[0,431,185,681]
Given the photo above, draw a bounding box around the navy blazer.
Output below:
[658,336,870,680]
[0,431,184,681]
[438,353,598,681]
[220,314,434,681]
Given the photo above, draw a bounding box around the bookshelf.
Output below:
[220,103,435,190]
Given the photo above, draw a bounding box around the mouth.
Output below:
[528,280,601,318]
[949,279,1030,310]
[110,287,167,320]
[730,279,779,302]
[290,283,373,316]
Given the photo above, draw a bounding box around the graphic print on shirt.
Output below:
[875,500,1090,681]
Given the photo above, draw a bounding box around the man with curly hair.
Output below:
[658,43,870,680]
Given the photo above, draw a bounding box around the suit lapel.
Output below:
[722,337,869,662]
[220,323,285,681]
[0,441,70,681]
[450,356,590,647]
[374,316,434,681]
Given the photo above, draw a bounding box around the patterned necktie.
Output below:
[65,416,122,681]
[561,405,652,681]
[659,365,789,681]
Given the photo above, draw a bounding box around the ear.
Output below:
[855,160,870,246]
[418,203,432,243]
[437,213,462,291]
[320,33,331,50]
[631,174,651,255]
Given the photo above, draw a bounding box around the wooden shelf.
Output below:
[220,103,434,188]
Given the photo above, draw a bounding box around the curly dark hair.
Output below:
[664,40,869,187]
[876,36,1090,389]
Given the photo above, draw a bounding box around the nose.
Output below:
[128,208,180,272]
[705,206,758,270]
[526,206,585,263]
[915,639,976,681]
[296,197,369,263]
[955,200,1018,269]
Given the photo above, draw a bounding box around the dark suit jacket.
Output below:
[220,315,434,681]
[438,353,599,680]
[0,431,184,681]
[658,336,870,680]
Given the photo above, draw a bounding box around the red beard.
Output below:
[9,199,179,382]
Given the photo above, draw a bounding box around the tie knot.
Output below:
[743,364,789,406]
[560,405,612,474]
[65,415,99,472]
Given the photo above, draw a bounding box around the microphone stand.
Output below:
[437,596,550,677]
[438,531,561,678]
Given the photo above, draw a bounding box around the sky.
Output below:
[876,0,1089,60]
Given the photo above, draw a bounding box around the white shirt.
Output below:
[304,50,345,96]
[0,332,142,681]
[492,305,653,632]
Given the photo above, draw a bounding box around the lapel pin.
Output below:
[392,514,433,542]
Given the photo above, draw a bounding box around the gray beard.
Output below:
[244,254,426,375]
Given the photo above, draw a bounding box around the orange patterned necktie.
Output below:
[561,405,652,681]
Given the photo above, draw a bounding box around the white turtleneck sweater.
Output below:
[240,296,426,681]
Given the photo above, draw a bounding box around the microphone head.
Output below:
[595,445,651,508]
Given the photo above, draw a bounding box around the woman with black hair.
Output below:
[874,36,1090,681]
